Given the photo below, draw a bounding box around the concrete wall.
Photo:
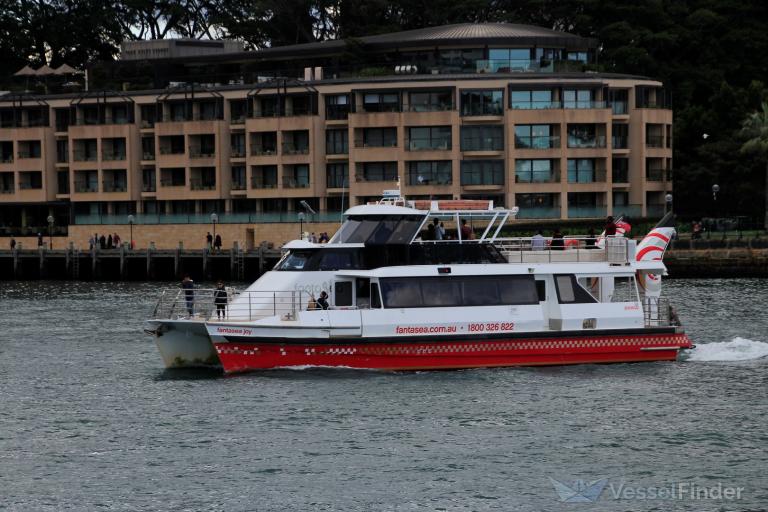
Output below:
[3,221,341,250]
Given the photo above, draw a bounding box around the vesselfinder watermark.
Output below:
[549,477,745,503]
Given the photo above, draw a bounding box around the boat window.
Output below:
[380,279,423,308]
[423,279,461,307]
[334,281,353,307]
[610,276,638,302]
[356,278,371,308]
[462,279,500,306]
[576,276,601,301]
[555,274,598,304]
[345,219,380,243]
[370,282,382,308]
[333,215,425,244]
[275,250,315,270]
[499,276,540,304]
[367,218,400,244]
[332,218,361,243]
[387,218,424,244]
[318,250,354,270]
[535,280,546,302]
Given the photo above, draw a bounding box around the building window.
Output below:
[358,127,397,148]
[485,48,533,72]
[160,168,186,187]
[567,124,604,148]
[357,162,398,182]
[326,163,348,188]
[514,125,557,149]
[141,136,155,160]
[229,100,246,123]
[251,165,277,189]
[567,159,596,183]
[282,130,309,155]
[103,169,128,192]
[250,132,277,156]
[460,125,503,151]
[612,124,628,149]
[283,164,310,188]
[407,126,451,151]
[612,157,629,183]
[510,89,556,109]
[515,159,556,183]
[646,124,664,148]
[230,133,245,157]
[408,90,453,112]
[102,138,127,161]
[516,193,558,209]
[57,170,69,194]
[231,165,246,190]
[56,139,69,163]
[325,94,352,119]
[460,90,503,116]
[326,129,349,154]
[609,89,629,115]
[18,171,42,190]
[460,160,504,185]
[407,161,452,185]
[362,92,400,113]
[142,167,156,192]
[563,89,599,109]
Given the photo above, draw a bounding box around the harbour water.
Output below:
[1,279,767,511]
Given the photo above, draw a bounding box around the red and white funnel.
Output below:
[636,212,676,296]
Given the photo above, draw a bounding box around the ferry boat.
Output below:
[146,191,691,373]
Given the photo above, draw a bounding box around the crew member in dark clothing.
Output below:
[585,228,597,248]
[107,234,113,249]
[214,280,228,319]
[10,238,16,250]
[181,275,195,316]
[99,235,106,249]
[604,216,618,236]
[206,232,213,250]
[317,291,330,310]
[214,234,222,253]
[551,228,565,250]
[37,233,43,247]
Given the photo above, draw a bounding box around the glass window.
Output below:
[326,163,348,188]
[556,275,575,302]
[515,159,554,183]
[460,160,504,186]
[460,125,503,151]
[567,159,595,183]
[423,280,461,307]
[371,283,382,309]
[381,279,423,308]
[326,129,348,154]
[510,89,555,109]
[276,250,314,270]
[563,89,594,109]
[461,279,500,306]
[407,161,452,185]
[334,281,353,307]
[498,276,540,305]
[460,90,503,116]
[407,126,451,151]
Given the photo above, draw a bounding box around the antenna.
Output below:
[299,200,317,215]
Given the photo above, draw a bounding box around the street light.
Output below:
[46,215,54,249]
[712,184,720,201]
[664,193,673,214]
[297,212,305,240]
[710,184,720,237]
[127,214,134,249]
[210,212,218,253]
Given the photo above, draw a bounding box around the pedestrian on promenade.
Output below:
[10,238,16,250]
[99,234,106,249]
[88,236,94,250]
[206,232,213,250]
[214,234,222,253]
[181,275,195,316]
[37,233,43,247]
[107,234,113,249]
[214,280,228,319]
[113,233,121,247]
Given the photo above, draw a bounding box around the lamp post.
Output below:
[46,215,54,250]
[127,214,134,250]
[665,193,673,214]
[297,211,305,240]
[210,212,218,252]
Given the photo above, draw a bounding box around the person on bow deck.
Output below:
[604,216,618,236]
[181,275,195,316]
[213,281,228,319]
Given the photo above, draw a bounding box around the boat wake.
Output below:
[685,337,768,362]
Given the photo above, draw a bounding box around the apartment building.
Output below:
[0,23,672,233]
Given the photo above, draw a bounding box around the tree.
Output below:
[739,101,768,229]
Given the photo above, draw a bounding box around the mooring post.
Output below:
[12,247,19,278]
[258,245,265,274]
[174,242,181,277]
[202,247,208,277]
[146,245,153,279]
[229,247,235,278]
[39,246,45,277]
[91,247,98,277]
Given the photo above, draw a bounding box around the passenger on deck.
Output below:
[531,230,545,250]
[214,280,228,319]
[585,228,597,249]
[433,218,443,240]
[317,291,330,310]
[181,275,195,315]
[604,216,618,236]
[551,229,565,250]
[460,219,474,240]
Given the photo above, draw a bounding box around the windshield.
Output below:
[331,215,424,244]
[275,250,315,270]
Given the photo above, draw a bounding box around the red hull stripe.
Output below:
[213,333,692,373]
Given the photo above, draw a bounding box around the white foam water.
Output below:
[686,337,768,362]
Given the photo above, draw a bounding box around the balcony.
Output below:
[612,169,629,183]
[1,155,12,164]
[159,147,185,155]
[516,207,561,219]
[568,169,607,184]
[461,137,504,152]
[611,102,629,115]
[251,147,277,156]
[190,178,216,191]
[251,177,277,189]
[17,150,41,159]
[406,138,451,151]
[646,168,672,181]
[230,115,246,125]
[281,143,309,155]
[510,101,562,110]
[405,173,452,186]
[612,136,628,149]
[563,101,607,109]
[142,152,155,161]
[515,170,560,184]
[102,151,126,161]
[282,176,310,188]
[102,180,127,193]
[160,178,185,187]
[140,120,155,129]
[515,136,560,149]
[142,182,156,193]
[567,135,607,149]
[356,172,398,182]
[74,181,98,193]
[326,105,352,120]
[73,151,98,162]
[404,103,453,112]
[1,185,15,194]
[230,148,246,158]
[326,175,348,189]
[231,181,246,191]
[476,59,538,73]
[189,147,215,159]
[354,139,397,149]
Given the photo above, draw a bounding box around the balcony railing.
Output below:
[190,178,216,190]
[361,103,401,113]
[567,168,607,183]
[461,137,504,152]
[230,116,245,125]
[0,185,15,194]
[646,135,664,148]
[515,170,561,183]
[102,180,127,192]
[476,59,538,73]
[646,168,672,181]
[516,207,561,219]
[142,182,156,192]
[355,172,398,182]
[326,176,348,188]
[405,173,452,186]
[72,150,97,162]
[102,151,126,161]
[19,181,42,190]
[611,102,629,115]
[0,155,13,164]
[563,101,607,109]
[510,101,562,110]
[17,150,41,159]
[567,135,607,149]
[515,135,560,149]
[142,152,155,161]
[74,181,98,193]
[406,139,451,151]
[189,148,215,159]
[460,172,504,186]
[354,139,398,149]
[612,136,628,149]
[251,177,278,189]
[231,181,246,191]
[160,178,185,187]
[568,206,608,218]
[251,147,277,156]
[325,105,352,120]
[282,144,309,155]
[405,103,454,112]
[282,176,310,188]
[460,106,504,117]
[159,147,184,155]
[140,120,155,129]
[230,149,246,158]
